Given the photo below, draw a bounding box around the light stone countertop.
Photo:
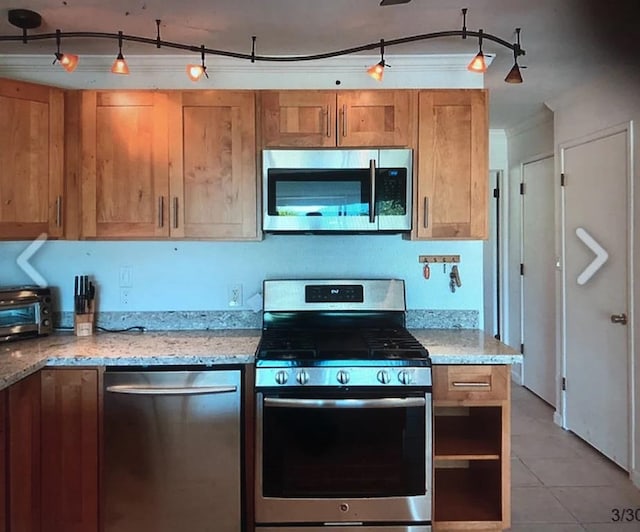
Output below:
[0,328,521,391]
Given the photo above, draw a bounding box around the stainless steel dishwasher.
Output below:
[103,368,242,532]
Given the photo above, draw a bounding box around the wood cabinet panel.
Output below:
[259,90,414,148]
[41,369,99,532]
[433,365,510,531]
[0,389,6,532]
[337,91,413,147]
[0,78,64,240]
[261,91,336,147]
[81,91,169,238]
[415,90,488,239]
[8,371,41,532]
[168,91,258,239]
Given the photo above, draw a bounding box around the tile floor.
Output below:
[510,383,640,531]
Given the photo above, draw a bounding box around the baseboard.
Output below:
[553,410,564,428]
[511,364,523,385]
[631,469,640,490]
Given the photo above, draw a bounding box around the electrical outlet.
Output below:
[119,266,132,287]
[228,284,243,307]
[120,287,130,305]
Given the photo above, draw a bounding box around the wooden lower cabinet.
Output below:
[7,371,42,532]
[41,368,99,532]
[0,389,6,532]
[432,365,511,531]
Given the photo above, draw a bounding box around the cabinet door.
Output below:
[0,389,6,532]
[81,91,169,238]
[337,91,413,147]
[41,369,99,532]
[168,91,258,239]
[416,90,488,239]
[261,91,336,147]
[0,79,64,240]
[8,372,41,532]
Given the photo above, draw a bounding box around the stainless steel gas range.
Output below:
[254,279,432,532]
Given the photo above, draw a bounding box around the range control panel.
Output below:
[305,284,364,303]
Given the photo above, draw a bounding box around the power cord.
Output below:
[55,325,146,333]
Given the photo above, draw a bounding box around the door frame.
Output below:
[558,121,635,471]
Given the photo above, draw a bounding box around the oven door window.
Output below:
[0,304,38,328]
[261,393,426,498]
[267,169,371,218]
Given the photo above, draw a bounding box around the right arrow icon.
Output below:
[576,227,609,285]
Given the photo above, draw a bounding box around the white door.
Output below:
[561,126,630,469]
[521,156,556,406]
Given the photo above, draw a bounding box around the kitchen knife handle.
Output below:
[173,197,179,229]
[55,196,62,227]
[325,106,331,137]
[158,196,164,228]
[369,159,376,224]
[423,197,429,229]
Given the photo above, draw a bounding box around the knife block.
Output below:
[74,308,95,337]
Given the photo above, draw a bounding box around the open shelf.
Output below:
[434,463,502,523]
[434,406,502,460]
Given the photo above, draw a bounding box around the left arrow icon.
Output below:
[17,233,48,287]
[576,227,608,285]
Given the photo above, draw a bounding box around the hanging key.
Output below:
[450,265,462,288]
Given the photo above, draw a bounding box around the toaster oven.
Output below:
[0,286,53,342]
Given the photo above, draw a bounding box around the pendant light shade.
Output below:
[111,31,129,75]
[53,29,78,72]
[504,62,523,83]
[467,29,487,73]
[186,45,209,81]
[367,39,386,82]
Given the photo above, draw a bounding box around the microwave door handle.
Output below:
[369,159,376,224]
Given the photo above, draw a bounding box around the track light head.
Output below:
[111,31,129,75]
[187,45,209,81]
[55,52,79,72]
[467,28,487,73]
[367,60,385,81]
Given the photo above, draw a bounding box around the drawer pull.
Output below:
[452,381,491,388]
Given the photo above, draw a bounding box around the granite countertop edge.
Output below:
[0,329,522,391]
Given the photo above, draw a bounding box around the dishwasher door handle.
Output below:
[105,384,238,396]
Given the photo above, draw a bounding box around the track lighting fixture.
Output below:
[111,31,129,75]
[3,8,527,84]
[367,39,386,81]
[186,45,209,82]
[504,28,523,83]
[467,29,487,73]
[53,29,78,72]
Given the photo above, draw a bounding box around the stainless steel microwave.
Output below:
[0,286,53,342]
[262,149,413,233]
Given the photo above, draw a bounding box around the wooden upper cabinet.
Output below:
[168,91,259,239]
[41,369,99,532]
[337,91,413,147]
[0,78,64,240]
[415,90,488,239]
[80,91,170,238]
[260,90,413,148]
[261,91,336,147]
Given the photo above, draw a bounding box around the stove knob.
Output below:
[296,370,310,385]
[377,370,391,384]
[336,370,350,385]
[398,370,413,385]
[275,371,288,385]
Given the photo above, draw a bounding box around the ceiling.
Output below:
[0,0,638,130]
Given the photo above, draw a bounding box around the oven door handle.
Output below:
[263,397,426,409]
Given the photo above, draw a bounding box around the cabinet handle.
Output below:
[173,197,179,229]
[158,196,164,228]
[325,106,331,137]
[369,159,376,224]
[55,196,62,227]
[423,197,429,229]
[452,381,491,388]
[342,104,347,137]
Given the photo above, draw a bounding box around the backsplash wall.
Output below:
[0,236,483,328]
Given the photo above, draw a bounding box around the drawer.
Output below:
[433,365,509,403]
